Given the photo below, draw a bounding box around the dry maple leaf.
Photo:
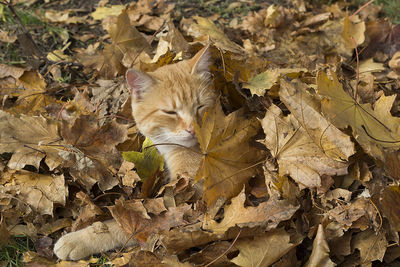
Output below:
[194,103,264,207]
[108,199,190,243]
[203,188,299,235]
[1,170,66,215]
[61,115,128,190]
[0,110,63,170]
[231,228,299,267]
[304,224,335,267]
[380,186,400,231]
[79,9,151,78]
[185,16,245,56]
[262,104,349,189]
[352,229,387,264]
[317,71,400,161]
[13,70,63,115]
[279,78,355,161]
[342,15,365,49]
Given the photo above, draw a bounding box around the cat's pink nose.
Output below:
[186,125,195,137]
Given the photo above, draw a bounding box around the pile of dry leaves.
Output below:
[1,0,400,266]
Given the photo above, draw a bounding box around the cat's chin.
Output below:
[176,137,198,148]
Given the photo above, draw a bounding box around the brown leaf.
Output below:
[380,186,400,231]
[109,199,189,243]
[1,171,67,215]
[279,78,355,161]
[194,103,264,206]
[231,228,298,267]
[80,9,151,78]
[0,215,10,247]
[318,70,400,161]
[71,192,105,231]
[0,111,63,171]
[352,229,387,264]
[61,115,128,190]
[262,104,349,189]
[203,188,299,235]
[304,225,335,267]
[185,16,245,56]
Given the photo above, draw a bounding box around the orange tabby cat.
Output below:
[54,46,215,260]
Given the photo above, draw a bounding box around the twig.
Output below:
[350,0,375,18]
[205,229,242,267]
[350,36,360,99]
[3,0,43,57]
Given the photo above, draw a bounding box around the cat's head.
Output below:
[126,45,216,148]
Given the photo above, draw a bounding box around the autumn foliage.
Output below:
[1,0,400,266]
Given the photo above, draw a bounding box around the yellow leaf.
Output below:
[305,225,335,267]
[91,5,124,20]
[342,15,365,48]
[189,16,244,55]
[194,103,264,207]
[358,58,385,74]
[47,49,71,62]
[244,68,307,96]
[317,71,400,161]
[264,4,279,27]
[231,228,298,267]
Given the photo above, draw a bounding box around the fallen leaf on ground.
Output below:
[318,70,400,161]
[203,188,299,235]
[304,224,335,267]
[262,104,350,189]
[194,103,264,206]
[231,228,299,267]
[0,111,63,170]
[122,137,164,181]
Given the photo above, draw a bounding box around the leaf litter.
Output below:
[0,0,400,266]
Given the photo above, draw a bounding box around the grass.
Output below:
[375,0,400,24]
[0,2,69,64]
[0,235,34,267]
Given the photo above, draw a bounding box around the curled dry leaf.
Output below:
[203,188,299,235]
[1,171,66,215]
[80,9,151,78]
[186,16,245,56]
[318,71,400,161]
[304,225,335,267]
[14,70,63,115]
[231,228,299,267]
[262,104,349,189]
[342,15,365,49]
[109,199,190,243]
[61,115,128,191]
[0,110,63,171]
[244,68,307,96]
[194,103,264,207]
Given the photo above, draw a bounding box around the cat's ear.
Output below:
[189,44,211,75]
[126,68,154,99]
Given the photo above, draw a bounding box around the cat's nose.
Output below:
[186,125,195,137]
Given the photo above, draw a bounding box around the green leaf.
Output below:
[122,137,164,181]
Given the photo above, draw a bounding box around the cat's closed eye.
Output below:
[161,109,177,115]
[196,105,205,113]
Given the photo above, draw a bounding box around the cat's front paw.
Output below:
[54,230,94,261]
